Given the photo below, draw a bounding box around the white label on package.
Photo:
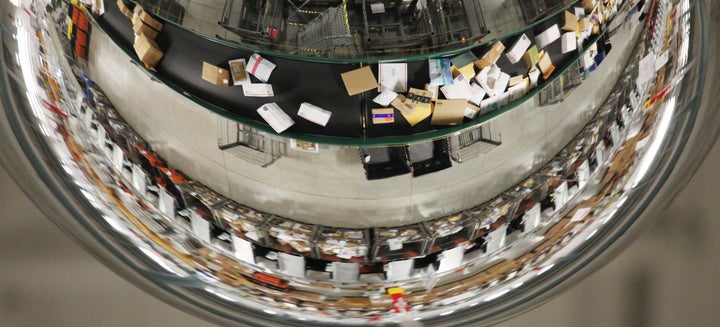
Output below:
[373,89,398,106]
[246,53,276,82]
[297,102,332,126]
[257,103,294,133]
[535,24,561,49]
[440,74,475,100]
[378,63,408,92]
[242,83,274,97]
[506,34,531,64]
[228,58,251,86]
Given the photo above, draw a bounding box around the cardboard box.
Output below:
[464,103,481,119]
[505,34,531,64]
[371,108,394,124]
[537,51,552,75]
[561,11,578,32]
[117,0,133,19]
[228,59,250,85]
[440,74,475,100]
[561,32,577,54]
[475,41,505,69]
[578,17,592,33]
[528,68,540,88]
[431,99,466,125]
[582,0,596,12]
[136,10,163,32]
[297,102,332,126]
[522,45,539,68]
[407,87,433,103]
[133,34,163,67]
[535,24,561,49]
[133,19,159,39]
[492,72,510,95]
[474,66,494,97]
[508,75,525,87]
[341,66,378,96]
[257,103,294,133]
[391,95,417,116]
[201,61,230,86]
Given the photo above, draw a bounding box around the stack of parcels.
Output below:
[467,196,518,230]
[316,228,368,260]
[376,227,425,251]
[425,214,467,238]
[129,5,164,68]
[218,201,270,243]
[267,220,315,253]
[474,64,530,111]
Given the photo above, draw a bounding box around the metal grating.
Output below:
[449,121,502,163]
[297,4,355,52]
[217,119,284,167]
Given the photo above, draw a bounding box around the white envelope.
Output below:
[297,102,332,126]
[440,74,475,100]
[378,63,408,92]
[257,103,294,133]
[242,83,274,97]
[246,53,276,82]
[372,89,398,106]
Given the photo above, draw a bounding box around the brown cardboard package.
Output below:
[117,0,133,19]
[522,45,539,69]
[474,41,505,69]
[201,62,230,86]
[133,19,159,39]
[139,11,163,31]
[340,66,378,96]
[133,33,163,67]
[371,108,394,124]
[132,6,164,31]
[582,0,596,11]
[561,11,578,32]
[431,99,466,125]
[537,52,555,79]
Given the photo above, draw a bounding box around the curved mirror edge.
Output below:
[1,0,718,326]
